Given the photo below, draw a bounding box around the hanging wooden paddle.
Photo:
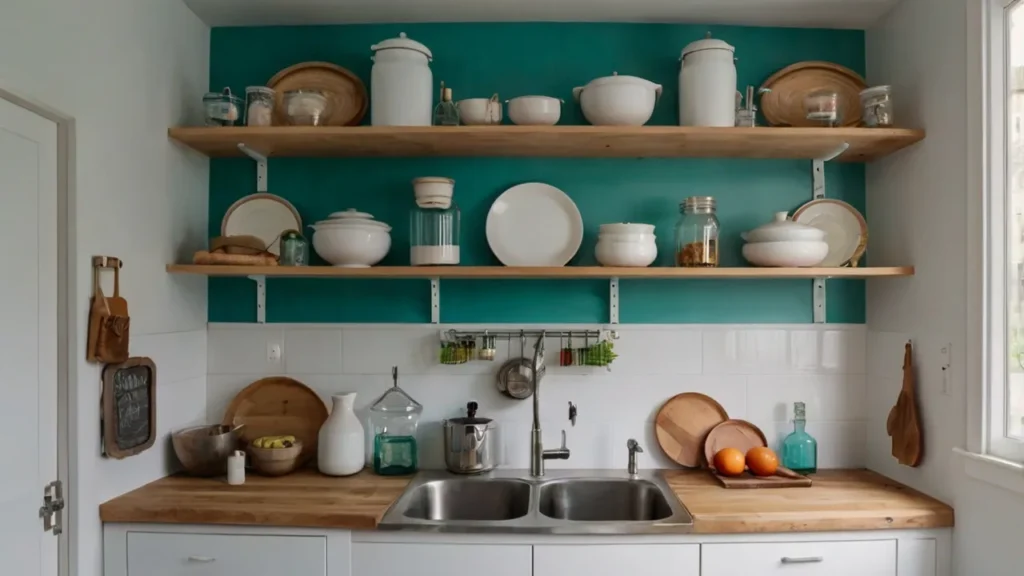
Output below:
[86,256,130,363]
[887,342,923,467]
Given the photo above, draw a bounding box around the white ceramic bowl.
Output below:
[507,96,562,125]
[595,238,658,267]
[742,241,829,267]
[457,98,502,125]
[743,211,826,243]
[310,218,391,267]
[573,73,662,126]
[412,177,454,208]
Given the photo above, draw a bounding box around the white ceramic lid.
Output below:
[681,35,736,58]
[317,209,391,231]
[743,212,826,243]
[583,72,661,91]
[599,223,656,235]
[371,32,432,58]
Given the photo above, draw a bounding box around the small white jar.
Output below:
[679,35,737,127]
[371,33,433,126]
[595,223,658,267]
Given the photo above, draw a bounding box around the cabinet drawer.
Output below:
[702,540,897,576]
[534,544,700,576]
[127,532,326,576]
[352,543,531,576]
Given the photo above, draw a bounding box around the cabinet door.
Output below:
[898,539,937,576]
[352,543,531,576]
[127,532,326,576]
[533,544,700,576]
[702,540,897,576]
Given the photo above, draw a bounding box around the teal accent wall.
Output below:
[209,23,865,324]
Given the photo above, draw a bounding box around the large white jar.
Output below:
[679,36,737,127]
[318,393,365,476]
[370,33,433,126]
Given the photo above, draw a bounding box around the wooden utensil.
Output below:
[655,392,729,468]
[712,466,812,489]
[268,62,368,126]
[887,342,923,467]
[86,256,130,363]
[704,419,768,466]
[222,377,328,467]
[759,61,867,127]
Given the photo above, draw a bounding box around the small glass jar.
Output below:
[245,86,276,127]
[278,229,309,266]
[804,89,841,127]
[860,85,893,127]
[675,196,720,267]
[203,87,243,126]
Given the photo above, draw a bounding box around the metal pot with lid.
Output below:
[442,401,498,474]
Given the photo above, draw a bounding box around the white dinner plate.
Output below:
[486,183,583,267]
[792,199,867,267]
[221,193,302,256]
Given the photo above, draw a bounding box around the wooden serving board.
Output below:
[222,377,328,466]
[712,467,812,489]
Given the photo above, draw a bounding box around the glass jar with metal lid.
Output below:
[675,196,720,267]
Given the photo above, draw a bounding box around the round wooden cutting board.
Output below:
[267,61,368,126]
[222,376,328,466]
[759,61,867,127]
[655,392,729,468]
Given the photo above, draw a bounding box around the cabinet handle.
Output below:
[187,556,216,563]
[781,556,824,564]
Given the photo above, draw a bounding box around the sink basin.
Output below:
[399,479,531,521]
[538,479,674,522]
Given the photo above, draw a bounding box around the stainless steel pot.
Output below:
[442,402,497,474]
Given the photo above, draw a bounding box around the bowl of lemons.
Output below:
[248,435,304,476]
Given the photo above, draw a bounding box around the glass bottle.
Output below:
[782,401,818,474]
[433,83,459,126]
[675,196,720,267]
[368,367,422,475]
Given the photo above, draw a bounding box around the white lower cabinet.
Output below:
[126,532,327,576]
[534,544,700,576]
[701,540,897,576]
[352,543,532,576]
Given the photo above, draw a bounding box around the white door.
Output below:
[0,96,59,576]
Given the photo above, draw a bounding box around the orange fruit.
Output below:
[713,447,746,476]
[746,447,779,477]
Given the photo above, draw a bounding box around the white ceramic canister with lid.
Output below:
[679,35,737,127]
[371,32,433,126]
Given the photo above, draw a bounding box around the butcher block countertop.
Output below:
[99,468,412,530]
[100,468,953,534]
[664,469,954,534]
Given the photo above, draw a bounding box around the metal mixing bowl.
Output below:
[171,424,239,476]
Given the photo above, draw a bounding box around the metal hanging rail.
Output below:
[441,329,618,341]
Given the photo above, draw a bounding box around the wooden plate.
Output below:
[759,61,867,127]
[704,419,768,466]
[655,392,729,468]
[222,376,328,466]
[268,61,368,126]
[793,198,868,267]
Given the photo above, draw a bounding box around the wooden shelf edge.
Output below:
[166,264,915,279]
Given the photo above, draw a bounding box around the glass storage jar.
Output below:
[245,86,275,127]
[278,229,309,266]
[410,177,460,265]
[367,367,422,475]
[860,85,893,127]
[675,196,719,267]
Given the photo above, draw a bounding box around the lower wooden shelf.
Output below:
[166,264,914,279]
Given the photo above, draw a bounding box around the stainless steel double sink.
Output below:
[378,469,694,534]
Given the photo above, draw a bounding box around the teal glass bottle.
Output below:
[782,401,817,474]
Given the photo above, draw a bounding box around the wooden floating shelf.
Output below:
[168,126,924,163]
[167,264,914,279]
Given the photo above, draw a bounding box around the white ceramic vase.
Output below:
[318,393,365,476]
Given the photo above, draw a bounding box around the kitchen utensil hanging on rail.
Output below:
[887,342,923,467]
[86,256,130,363]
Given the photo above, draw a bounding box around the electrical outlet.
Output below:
[267,342,282,364]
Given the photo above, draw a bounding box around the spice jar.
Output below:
[245,86,275,127]
[860,85,893,127]
[675,196,719,267]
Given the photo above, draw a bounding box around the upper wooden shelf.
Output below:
[167,264,914,279]
[168,126,924,163]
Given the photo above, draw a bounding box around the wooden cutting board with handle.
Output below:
[887,342,923,466]
[712,466,812,489]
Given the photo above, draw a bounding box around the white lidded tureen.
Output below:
[742,212,828,267]
[309,209,392,267]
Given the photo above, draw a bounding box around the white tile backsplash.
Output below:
[207,323,868,469]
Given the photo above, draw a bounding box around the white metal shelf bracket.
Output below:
[809,143,849,324]
[248,275,267,324]
[609,277,620,324]
[238,143,268,192]
[430,278,440,324]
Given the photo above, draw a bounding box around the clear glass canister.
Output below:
[203,87,242,126]
[368,367,422,475]
[675,196,720,267]
[860,85,893,127]
[245,86,275,127]
[410,177,460,265]
[278,229,309,266]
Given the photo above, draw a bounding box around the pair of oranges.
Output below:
[713,446,779,477]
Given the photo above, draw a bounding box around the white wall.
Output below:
[208,323,868,470]
[867,0,1024,574]
[0,1,210,576]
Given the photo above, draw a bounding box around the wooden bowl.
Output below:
[247,441,303,476]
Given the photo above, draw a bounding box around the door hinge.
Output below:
[39,480,64,535]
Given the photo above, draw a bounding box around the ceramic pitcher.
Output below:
[318,393,365,476]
